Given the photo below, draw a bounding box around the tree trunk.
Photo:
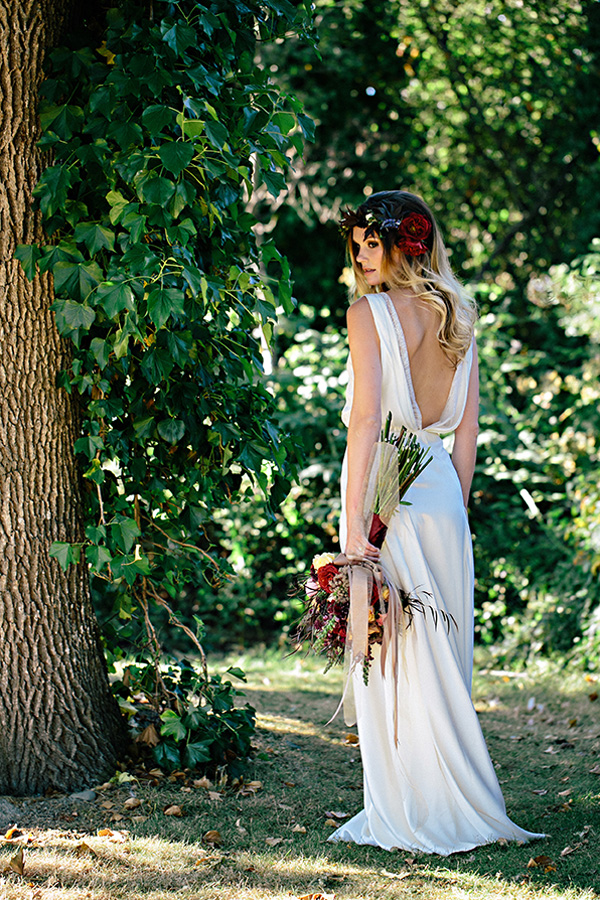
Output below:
[0,0,124,794]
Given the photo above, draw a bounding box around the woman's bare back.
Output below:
[386,289,456,429]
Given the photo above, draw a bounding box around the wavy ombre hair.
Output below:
[343,190,477,363]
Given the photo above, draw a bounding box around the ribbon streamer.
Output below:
[327,554,408,745]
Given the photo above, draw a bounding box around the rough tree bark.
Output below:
[0,0,124,794]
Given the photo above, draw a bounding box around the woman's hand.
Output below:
[345,517,381,562]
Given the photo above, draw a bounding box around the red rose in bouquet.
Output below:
[317,562,339,594]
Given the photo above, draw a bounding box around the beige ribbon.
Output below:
[327,554,408,745]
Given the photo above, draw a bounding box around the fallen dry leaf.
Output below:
[589,692,598,702]
[237,780,263,796]
[4,827,22,841]
[203,830,223,846]
[5,846,24,876]
[194,776,212,789]
[164,805,184,817]
[324,819,339,828]
[560,845,579,857]
[131,816,148,823]
[568,718,577,728]
[284,781,296,787]
[101,801,114,810]
[111,813,125,822]
[527,855,557,872]
[324,810,350,819]
[344,733,359,745]
[135,724,160,747]
[265,836,283,846]
[148,768,164,778]
[532,789,548,796]
[589,764,600,775]
[124,797,141,810]
[298,893,335,900]
[235,818,248,835]
[75,842,96,857]
[208,791,222,802]
[97,828,128,842]
[292,824,307,833]
[558,789,572,797]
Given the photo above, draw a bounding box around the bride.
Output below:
[328,190,544,854]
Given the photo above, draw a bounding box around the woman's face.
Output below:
[352,227,385,286]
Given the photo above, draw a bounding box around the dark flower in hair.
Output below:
[340,207,432,256]
[396,213,431,256]
[339,207,367,235]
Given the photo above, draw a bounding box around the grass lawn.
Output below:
[1,648,599,899]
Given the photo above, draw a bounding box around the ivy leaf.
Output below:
[49,541,82,570]
[262,169,286,198]
[157,419,185,444]
[204,120,228,149]
[142,104,175,134]
[33,165,72,217]
[74,222,116,254]
[74,434,104,457]
[14,244,42,281]
[161,22,196,56]
[51,298,96,332]
[53,260,102,301]
[158,142,195,177]
[184,741,212,767]
[111,517,140,554]
[133,416,155,440]
[160,709,188,741]
[96,281,135,318]
[141,176,176,205]
[297,113,315,141]
[147,287,185,328]
[85,544,112,572]
[90,336,111,368]
[272,111,296,135]
[140,347,175,384]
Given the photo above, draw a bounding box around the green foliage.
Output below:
[267,0,600,302]
[469,247,600,664]
[16,1,315,662]
[119,658,255,775]
[185,320,348,646]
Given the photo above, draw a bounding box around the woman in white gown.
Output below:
[328,190,544,855]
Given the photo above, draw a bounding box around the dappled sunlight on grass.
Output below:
[2,649,599,899]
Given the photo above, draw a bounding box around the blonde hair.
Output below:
[345,190,477,363]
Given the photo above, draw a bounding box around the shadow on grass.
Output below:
[1,651,599,900]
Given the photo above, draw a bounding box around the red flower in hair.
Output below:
[396,213,431,256]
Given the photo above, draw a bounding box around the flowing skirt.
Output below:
[330,436,544,854]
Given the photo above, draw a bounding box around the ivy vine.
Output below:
[17,0,315,666]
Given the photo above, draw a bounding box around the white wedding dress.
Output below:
[329,292,544,855]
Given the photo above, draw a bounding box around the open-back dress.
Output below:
[329,292,544,855]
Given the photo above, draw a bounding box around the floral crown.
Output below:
[339,207,432,257]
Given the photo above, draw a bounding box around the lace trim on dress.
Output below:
[381,292,423,429]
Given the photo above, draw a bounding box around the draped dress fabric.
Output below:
[329,292,544,855]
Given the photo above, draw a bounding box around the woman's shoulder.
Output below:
[347,291,387,319]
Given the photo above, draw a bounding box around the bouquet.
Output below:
[294,414,455,686]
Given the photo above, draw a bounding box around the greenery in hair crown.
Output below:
[340,206,432,257]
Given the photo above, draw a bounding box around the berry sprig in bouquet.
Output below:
[294,414,453,683]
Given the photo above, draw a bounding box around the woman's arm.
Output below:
[451,341,480,508]
[344,297,382,561]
